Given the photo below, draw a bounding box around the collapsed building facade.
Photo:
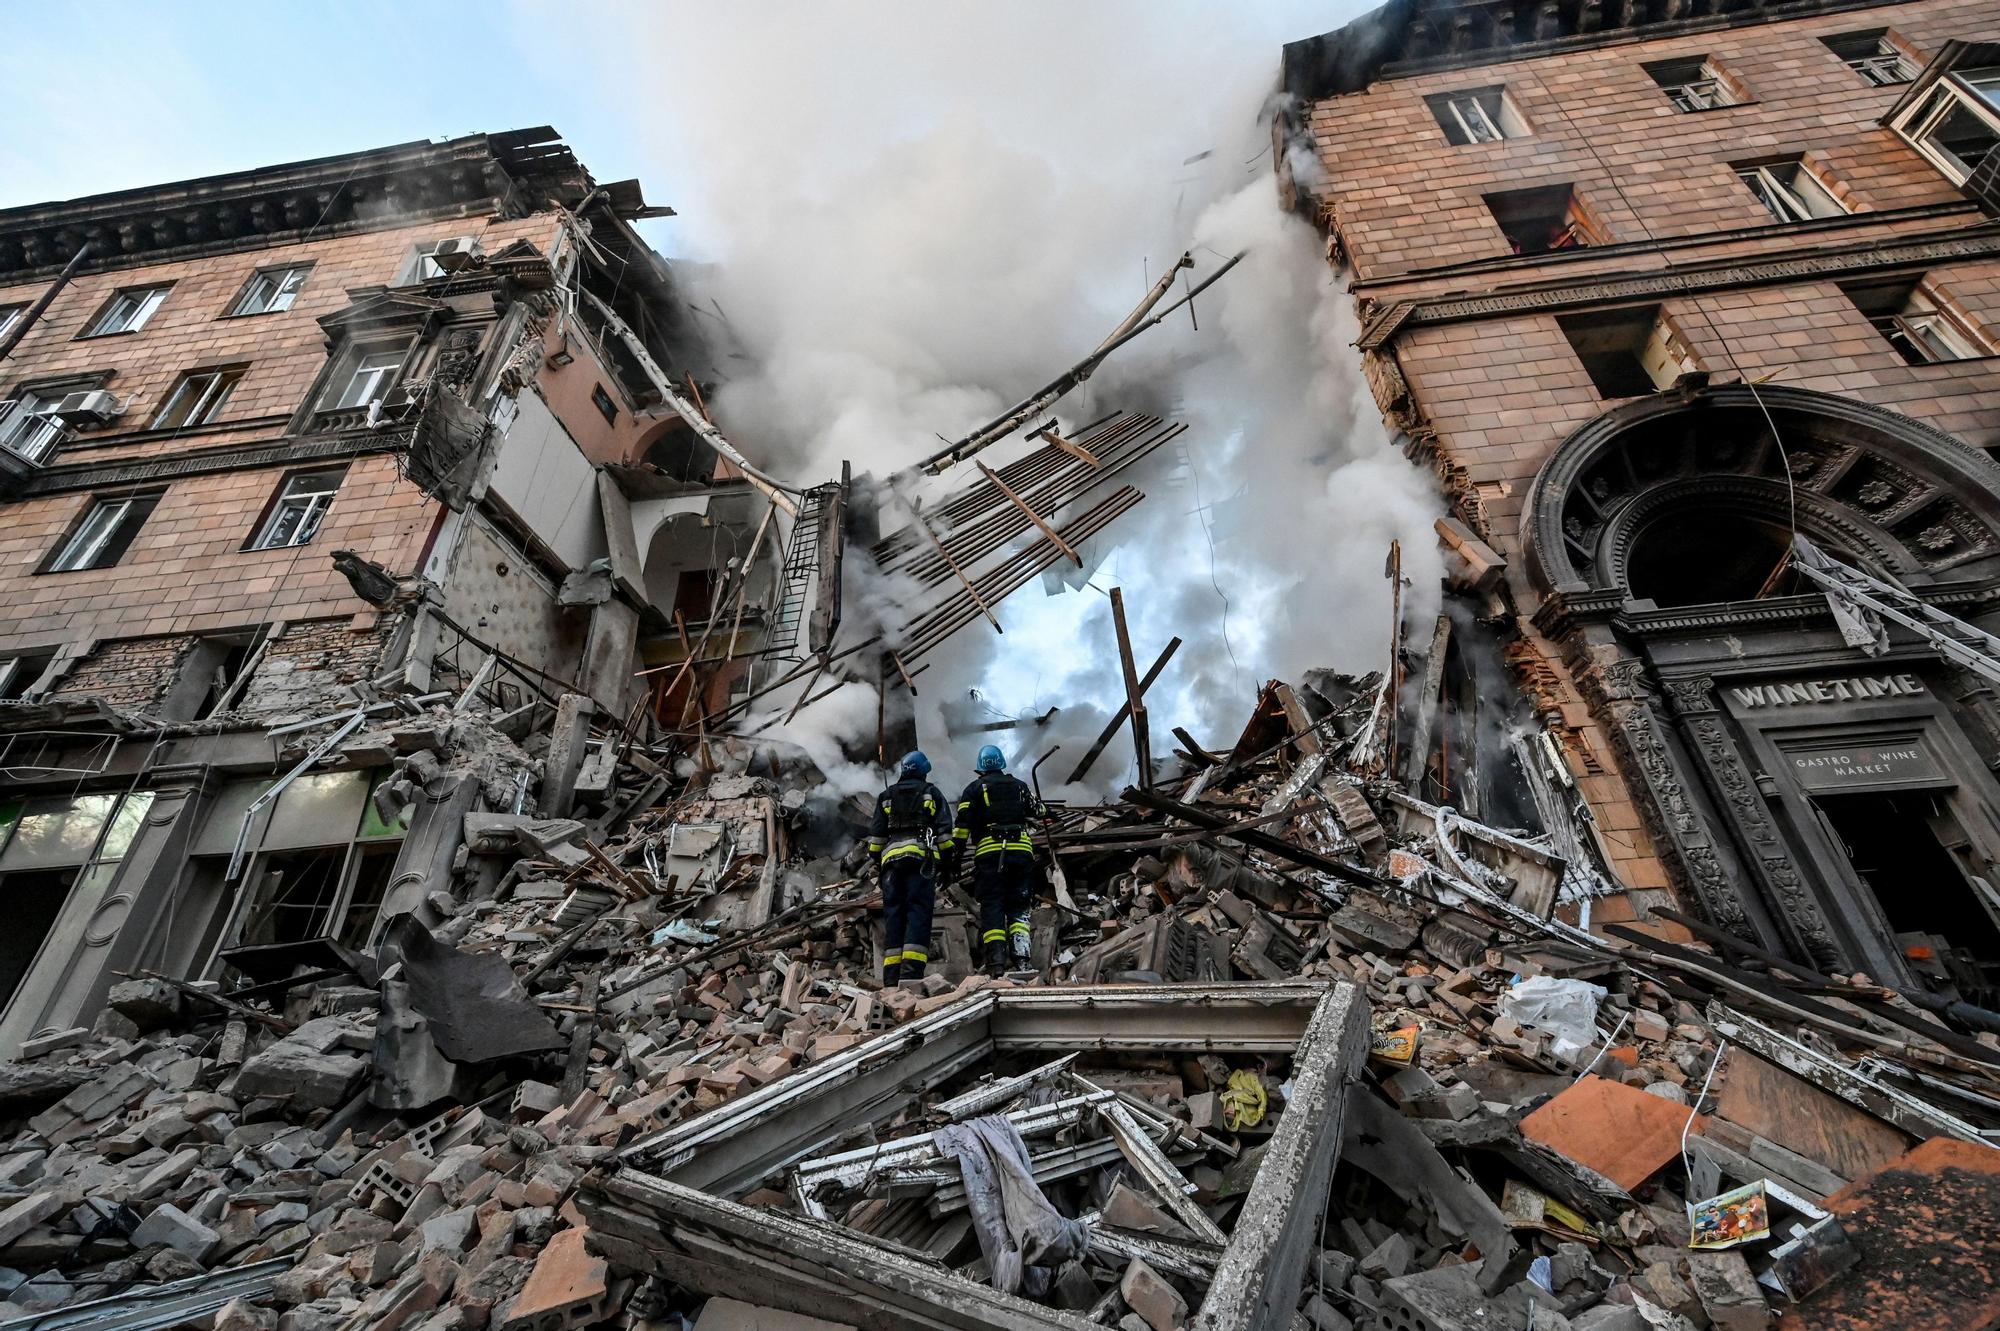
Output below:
[1285,0,2000,1003]
[0,27,1998,1331]
[0,130,798,1055]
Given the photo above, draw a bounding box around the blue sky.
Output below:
[0,2,684,245]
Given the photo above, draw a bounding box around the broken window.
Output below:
[0,790,153,1010]
[0,653,52,701]
[44,489,164,572]
[1737,160,1847,222]
[1424,87,1527,144]
[1841,276,1989,363]
[81,283,171,337]
[1483,185,1599,255]
[0,387,69,461]
[1557,305,1698,398]
[1891,76,2000,185]
[320,345,404,412]
[228,263,312,316]
[247,466,344,550]
[151,365,243,429]
[156,632,261,721]
[1823,31,1915,86]
[194,769,409,966]
[395,237,479,286]
[1644,55,1741,111]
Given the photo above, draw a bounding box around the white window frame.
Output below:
[1428,87,1526,145]
[1873,291,1985,363]
[230,265,312,317]
[1737,162,1847,222]
[394,238,477,287]
[0,304,24,344]
[153,367,241,430]
[1448,95,1503,143]
[48,492,159,573]
[250,469,344,551]
[1894,78,2000,185]
[1850,50,1915,86]
[0,390,70,461]
[83,284,171,337]
[1963,66,2000,112]
[1648,58,1737,112]
[322,348,405,412]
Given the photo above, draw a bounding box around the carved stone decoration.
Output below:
[431,328,485,395]
[1602,693,1753,935]
[1665,679,1845,969]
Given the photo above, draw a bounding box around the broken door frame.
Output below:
[582,980,1368,1331]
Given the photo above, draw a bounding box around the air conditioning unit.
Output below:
[50,390,124,425]
[430,236,483,272]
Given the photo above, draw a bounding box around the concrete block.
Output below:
[0,1193,63,1249]
[497,1226,608,1331]
[108,978,185,1030]
[131,1203,220,1262]
[233,1043,366,1111]
[1688,1251,1770,1331]
[691,1297,861,1331]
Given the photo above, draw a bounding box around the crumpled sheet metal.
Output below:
[379,915,565,1064]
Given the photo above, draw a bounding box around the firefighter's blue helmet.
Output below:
[976,744,1005,773]
[900,750,931,778]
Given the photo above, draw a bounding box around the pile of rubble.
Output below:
[1,669,1997,1331]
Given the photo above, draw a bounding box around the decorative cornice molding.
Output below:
[18,429,413,497]
[1354,227,2000,350]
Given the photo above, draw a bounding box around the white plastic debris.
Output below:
[1498,975,1606,1059]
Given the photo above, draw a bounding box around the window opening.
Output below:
[0,304,25,343]
[322,347,404,412]
[1557,306,1697,398]
[248,467,344,550]
[1424,87,1526,144]
[229,265,311,316]
[46,490,164,572]
[592,383,619,426]
[1484,185,1599,255]
[0,654,53,702]
[1627,506,1798,607]
[0,389,71,461]
[152,366,243,430]
[83,284,171,337]
[1823,32,1914,86]
[237,847,350,949]
[0,791,153,1008]
[1644,56,1740,111]
[1842,277,1988,363]
[1737,160,1847,222]
[1895,82,2000,184]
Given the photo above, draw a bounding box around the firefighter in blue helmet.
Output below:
[866,750,953,986]
[952,744,1044,976]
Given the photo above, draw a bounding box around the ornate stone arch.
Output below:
[1524,385,2000,602]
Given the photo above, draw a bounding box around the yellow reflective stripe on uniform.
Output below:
[981,928,1006,943]
[1004,838,1032,852]
[883,951,903,965]
[1008,922,1031,935]
[901,948,928,963]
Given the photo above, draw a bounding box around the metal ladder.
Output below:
[1792,534,2000,690]
[764,483,833,658]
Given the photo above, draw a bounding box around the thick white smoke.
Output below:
[580,1,1441,793]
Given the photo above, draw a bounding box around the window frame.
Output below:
[1844,277,1990,364]
[151,365,244,431]
[227,264,313,318]
[1824,32,1915,86]
[0,389,69,462]
[1645,57,1741,113]
[43,489,166,574]
[79,284,172,338]
[1424,86,1527,146]
[246,466,346,552]
[1891,75,2000,185]
[1736,161,1848,223]
[320,345,408,413]
[0,304,25,344]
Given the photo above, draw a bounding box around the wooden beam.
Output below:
[897,493,1002,633]
[976,461,1081,565]
[1401,615,1452,792]
[1066,637,1180,786]
[1035,424,1102,468]
[1110,587,1153,789]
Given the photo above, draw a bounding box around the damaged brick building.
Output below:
[0,130,790,1056]
[1286,0,2000,1003]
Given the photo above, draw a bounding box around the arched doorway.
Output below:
[1523,386,2000,998]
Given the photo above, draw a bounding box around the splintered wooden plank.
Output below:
[1518,1073,1704,1192]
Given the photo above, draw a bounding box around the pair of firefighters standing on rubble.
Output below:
[867,744,1043,985]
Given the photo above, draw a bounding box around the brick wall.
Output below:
[43,635,193,710]
[231,614,398,719]
[1306,0,1992,282]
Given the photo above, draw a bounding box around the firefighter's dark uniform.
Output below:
[953,771,1042,972]
[867,774,953,984]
